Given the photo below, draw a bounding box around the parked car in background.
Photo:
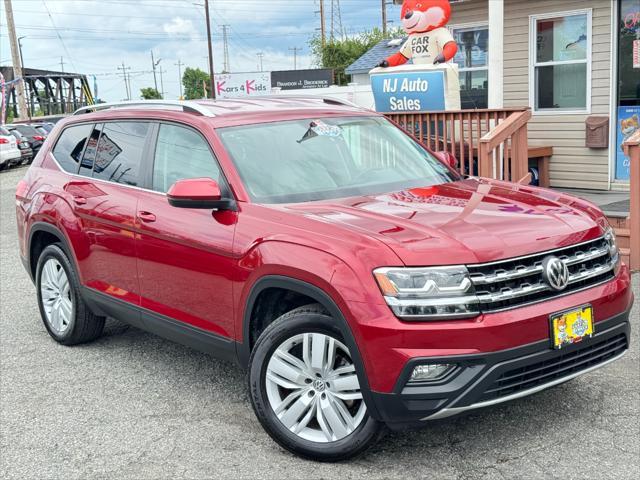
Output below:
[5,124,45,154]
[0,126,22,169]
[30,122,55,134]
[9,129,34,164]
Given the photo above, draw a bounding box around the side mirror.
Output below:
[167,178,234,210]
[434,151,458,170]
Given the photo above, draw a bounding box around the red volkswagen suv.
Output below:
[16,98,633,461]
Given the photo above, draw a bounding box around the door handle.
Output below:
[73,196,87,205]
[138,211,157,223]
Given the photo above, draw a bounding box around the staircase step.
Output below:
[614,228,630,237]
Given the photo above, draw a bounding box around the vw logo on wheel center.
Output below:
[542,256,570,291]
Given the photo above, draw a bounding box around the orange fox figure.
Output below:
[379,0,458,68]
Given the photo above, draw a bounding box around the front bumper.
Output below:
[369,309,630,430]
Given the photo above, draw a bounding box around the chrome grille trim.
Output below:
[466,236,617,313]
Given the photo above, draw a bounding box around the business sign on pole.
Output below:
[215,72,271,98]
[615,106,640,181]
[271,69,334,90]
[370,70,446,113]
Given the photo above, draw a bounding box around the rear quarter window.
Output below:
[52,124,94,174]
[90,122,150,187]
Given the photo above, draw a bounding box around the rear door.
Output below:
[61,121,152,311]
[135,122,237,339]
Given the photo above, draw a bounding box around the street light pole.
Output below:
[17,36,26,69]
[204,0,216,99]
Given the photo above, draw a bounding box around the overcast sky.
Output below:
[1,0,402,102]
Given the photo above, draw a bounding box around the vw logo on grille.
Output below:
[542,256,569,291]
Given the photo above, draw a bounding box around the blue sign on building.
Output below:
[615,106,640,181]
[371,70,446,114]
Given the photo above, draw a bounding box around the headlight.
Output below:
[374,266,479,320]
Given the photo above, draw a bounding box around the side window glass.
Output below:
[78,124,102,177]
[91,122,150,186]
[152,123,222,193]
[52,124,93,173]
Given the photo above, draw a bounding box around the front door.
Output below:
[136,122,237,339]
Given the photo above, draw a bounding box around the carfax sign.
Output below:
[370,70,446,113]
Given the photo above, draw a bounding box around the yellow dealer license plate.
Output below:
[551,305,594,349]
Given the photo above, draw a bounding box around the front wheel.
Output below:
[248,304,383,461]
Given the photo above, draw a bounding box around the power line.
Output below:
[289,47,302,70]
[117,62,131,101]
[40,0,78,73]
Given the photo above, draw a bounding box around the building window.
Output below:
[451,25,488,109]
[530,10,592,114]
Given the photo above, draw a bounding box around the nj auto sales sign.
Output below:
[216,72,271,99]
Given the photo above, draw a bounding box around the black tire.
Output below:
[35,244,105,345]
[248,304,384,461]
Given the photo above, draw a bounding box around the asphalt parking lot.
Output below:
[1,165,638,479]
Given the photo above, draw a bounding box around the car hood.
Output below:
[283,179,604,266]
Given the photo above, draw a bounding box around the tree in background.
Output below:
[140,87,162,100]
[183,67,210,100]
[310,28,404,85]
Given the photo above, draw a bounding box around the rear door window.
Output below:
[152,123,222,193]
[52,124,94,173]
[91,122,150,187]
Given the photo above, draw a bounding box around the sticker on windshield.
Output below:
[298,120,342,143]
[311,120,342,137]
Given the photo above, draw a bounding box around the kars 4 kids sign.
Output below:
[370,70,446,113]
[216,72,271,99]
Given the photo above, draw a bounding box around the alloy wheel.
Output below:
[265,332,366,443]
[40,258,73,334]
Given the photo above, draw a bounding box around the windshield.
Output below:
[218,116,458,204]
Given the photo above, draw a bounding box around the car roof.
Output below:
[70,96,376,128]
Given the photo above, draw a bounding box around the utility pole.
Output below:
[318,0,326,48]
[221,24,231,73]
[175,59,184,99]
[257,52,264,72]
[289,47,302,70]
[60,56,65,73]
[117,62,131,101]
[204,0,216,99]
[151,50,158,91]
[382,0,388,36]
[158,66,165,99]
[4,0,29,120]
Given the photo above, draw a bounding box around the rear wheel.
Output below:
[36,244,105,345]
[248,304,383,461]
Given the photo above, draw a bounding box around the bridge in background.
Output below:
[1,67,93,120]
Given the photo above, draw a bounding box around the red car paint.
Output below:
[16,99,633,398]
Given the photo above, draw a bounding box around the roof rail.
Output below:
[73,100,214,117]
[321,96,364,109]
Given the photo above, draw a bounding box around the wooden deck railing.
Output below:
[623,131,640,272]
[386,107,531,182]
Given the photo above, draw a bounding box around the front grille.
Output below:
[478,334,627,403]
[467,236,616,312]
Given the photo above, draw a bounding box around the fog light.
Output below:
[409,364,455,383]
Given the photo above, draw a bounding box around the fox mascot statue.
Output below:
[379,0,458,67]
